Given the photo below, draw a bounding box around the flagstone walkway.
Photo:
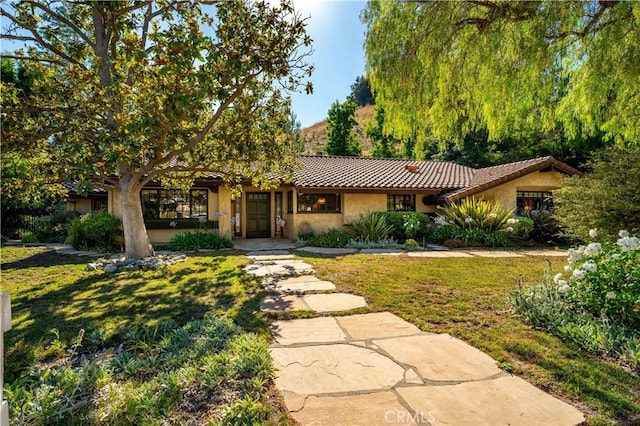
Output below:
[244,250,584,426]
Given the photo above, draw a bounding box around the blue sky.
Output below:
[288,1,367,128]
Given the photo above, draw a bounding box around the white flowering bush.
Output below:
[512,229,640,369]
[559,231,640,329]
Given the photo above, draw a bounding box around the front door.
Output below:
[246,192,271,238]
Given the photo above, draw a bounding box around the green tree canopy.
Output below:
[367,106,398,159]
[364,1,640,145]
[325,99,362,156]
[1,0,312,257]
[554,145,640,241]
[348,75,374,107]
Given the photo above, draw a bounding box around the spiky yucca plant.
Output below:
[441,197,513,232]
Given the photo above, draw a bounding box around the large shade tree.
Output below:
[1,0,312,258]
[364,1,640,145]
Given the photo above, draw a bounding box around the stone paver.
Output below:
[336,312,421,340]
[244,260,314,276]
[233,238,296,251]
[263,275,336,293]
[250,249,583,426]
[374,334,503,381]
[246,250,295,261]
[359,248,405,255]
[271,317,346,345]
[270,344,405,394]
[520,249,568,257]
[397,376,585,425]
[260,295,310,312]
[303,293,367,313]
[296,246,358,255]
[285,391,418,425]
[465,250,525,258]
[407,251,473,258]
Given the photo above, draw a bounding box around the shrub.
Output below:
[404,238,420,248]
[167,231,232,251]
[346,212,394,242]
[378,211,430,240]
[440,197,513,232]
[20,232,38,243]
[308,228,351,248]
[511,230,640,369]
[429,223,511,247]
[525,210,564,243]
[33,205,79,242]
[554,145,640,241]
[67,210,122,252]
[506,216,534,240]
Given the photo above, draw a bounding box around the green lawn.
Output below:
[0,245,288,425]
[294,252,640,426]
[2,246,639,425]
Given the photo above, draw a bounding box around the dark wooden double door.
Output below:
[246,193,270,238]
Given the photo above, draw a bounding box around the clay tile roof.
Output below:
[443,156,582,203]
[62,182,107,194]
[293,155,474,190]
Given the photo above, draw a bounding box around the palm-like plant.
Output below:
[346,212,395,242]
[441,197,513,232]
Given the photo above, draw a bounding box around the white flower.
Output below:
[434,216,447,226]
[619,230,629,238]
[553,273,563,285]
[564,264,573,272]
[506,226,514,233]
[572,269,586,280]
[464,216,473,224]
[617,236,640,252]
[583,243,602,257]
[589,228,598,239]
[489,213,497,219]
[558,284,570,294]
[507,218,518,225]
[582,262,597,273]
[568,248,583,264]
[605,291,617,300]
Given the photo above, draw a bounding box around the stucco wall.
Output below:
[294,213,345,236]
[342,193,386,222]
[476,170,565,210]
[217,186,233,239]
[68,198,92,215]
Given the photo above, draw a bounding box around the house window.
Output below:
[141,188,208,220]
[297,193,341,213]
[93,198,108,211]
[387,194,416,211]
[516,191,553,214]
[287,190,294,214]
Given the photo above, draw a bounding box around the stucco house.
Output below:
[74,155,580,244]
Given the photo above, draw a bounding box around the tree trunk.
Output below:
[118,179,154,259]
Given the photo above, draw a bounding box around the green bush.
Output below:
[346,212,394,242]
[33,205,79,242]
[67,210,122,252]
[511,231,640,368]
[304,228,351,248]
[20,232,38,243]
[441,197,513,232]
[378,211,430,240]
[167,231,232,251]
[506,216,534,240]
[429,223,511,247]
[525,210,564,243]
[554,145,640,241]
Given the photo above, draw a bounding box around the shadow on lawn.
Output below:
[7,253,267,359]
[0,249,89,270]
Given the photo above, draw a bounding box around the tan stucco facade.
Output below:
[473,170,565,211]
[100,168,567,245]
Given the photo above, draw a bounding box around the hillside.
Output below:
[300,104,375,155]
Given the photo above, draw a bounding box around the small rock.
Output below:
[104,264,118,273]
[86,263,98,271]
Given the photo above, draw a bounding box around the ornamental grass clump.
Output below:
[512,229,640,369]
[430,198,513,247]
